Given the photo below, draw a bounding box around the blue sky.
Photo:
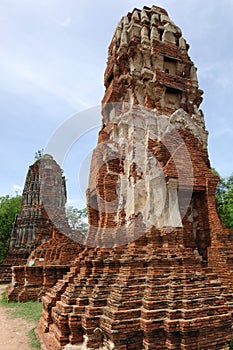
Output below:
[0,0,232,208]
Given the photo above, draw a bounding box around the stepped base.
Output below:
[36,230,233,350]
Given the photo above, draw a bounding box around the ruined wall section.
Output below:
[86,106,214,260]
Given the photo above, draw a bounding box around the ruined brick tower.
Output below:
[11,154,67,249]
[3,154,82,301]
[37,6,233,350]
[0,155,68,283]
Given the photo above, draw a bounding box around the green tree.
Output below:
[0,194,22,263]
[215,172,233,229]
[66,207,88,235]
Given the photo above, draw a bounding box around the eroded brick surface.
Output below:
[34,5,233,350]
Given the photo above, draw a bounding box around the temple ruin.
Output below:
[9,4,233,350]
[2,155,82,301]
[0,155,64,283]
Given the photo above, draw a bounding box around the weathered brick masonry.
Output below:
[2,155,81,301]
[0,155,63,284]
[32,5,233,350]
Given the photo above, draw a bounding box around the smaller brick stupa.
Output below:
[1,155,82,301]
[0,155,64,283]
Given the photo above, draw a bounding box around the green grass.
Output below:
[8,299,42,322]
[1,291,42,322]
[0,291,14,306]
[28,328,41,349]
[1,291,42,349]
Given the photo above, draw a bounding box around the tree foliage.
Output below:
[0,194,21,263]
[66,206,88,235]
[215,173,233,229]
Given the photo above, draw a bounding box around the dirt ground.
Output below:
[0,285,36,350]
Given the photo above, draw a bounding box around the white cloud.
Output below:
[12,185,23,193]
[60,17,71,28]
[0,44,92,110]
[66,198,86,209]
[210,128,233,139]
